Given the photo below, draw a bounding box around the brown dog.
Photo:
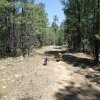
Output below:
[56,53,63,62]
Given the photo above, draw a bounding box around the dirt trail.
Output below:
[0,46,100,100]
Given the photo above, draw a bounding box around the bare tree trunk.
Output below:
[94,0,100,63]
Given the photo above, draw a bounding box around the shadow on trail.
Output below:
[54,82,100,100]
[45,49,97,68]
[54,47,65,49]
[63,54,97,68]
[45,50,66,57]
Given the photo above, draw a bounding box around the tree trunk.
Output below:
[94,39,99,63]
[93,0,100,63]
[77,0,82,51]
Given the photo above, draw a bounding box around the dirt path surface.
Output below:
[0,46,100,100]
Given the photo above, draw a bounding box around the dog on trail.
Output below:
[43,57,49,65]
[56,53,63,62]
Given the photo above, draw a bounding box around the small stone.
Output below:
[15,74,21,78]
[30,80,32,83]
[0,66,5,70]
[2,86,6,89]
[26,93,28,96]
[3,96,7,98]
[12,80,15,82]
[39,96,41,98]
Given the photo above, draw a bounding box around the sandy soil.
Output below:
[0,46,100,100]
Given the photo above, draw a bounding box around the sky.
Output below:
[35,0,65,25]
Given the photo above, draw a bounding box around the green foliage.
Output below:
[50,15,65,46]
[95,34,100,40]
[0,0,48,56]
[61,0,100,63]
